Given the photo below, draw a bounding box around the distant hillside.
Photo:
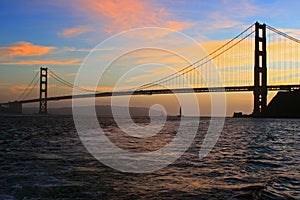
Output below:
[23,105,164,117]
[265,90,300,117]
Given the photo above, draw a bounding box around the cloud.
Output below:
[10,84,39,94]
[76,0,193,33]
[0,82,9,87]
[58,26,92,38]
[125,66,177,85]
[56,46,114,53]
[209,17,242,30]
[0,41,54,58]
[1,58,82,66]
[165,20,194,31]
[55,47,92,53]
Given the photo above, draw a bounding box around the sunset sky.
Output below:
[1,0,300,116]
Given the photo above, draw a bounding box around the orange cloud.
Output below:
[1,58,81,66]
[209,17,241,30]
[0,41,54,58]
[77,0,192,33]
[59,26,92,38]
[165,21,193,31]
[10,84,39,94]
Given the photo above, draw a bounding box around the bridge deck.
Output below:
[1,84,300,105]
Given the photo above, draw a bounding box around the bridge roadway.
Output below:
[1,84,299,106]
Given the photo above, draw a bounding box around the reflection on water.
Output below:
[0,115,299,199]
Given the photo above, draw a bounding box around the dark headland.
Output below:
[234,90,300,118]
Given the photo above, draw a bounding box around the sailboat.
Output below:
[177,106,183,117]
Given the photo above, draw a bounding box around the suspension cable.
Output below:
[267,25,300,44]
[20,78,39,100]
[48,70,100,93]
[17,71,39,100]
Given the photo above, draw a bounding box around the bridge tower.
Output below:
[39,67,48,114]
[253,22,267,116]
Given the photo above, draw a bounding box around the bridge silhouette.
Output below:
[1,22,300,117]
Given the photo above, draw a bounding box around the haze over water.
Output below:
[0,115,299,199]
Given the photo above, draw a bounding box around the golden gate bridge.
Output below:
[1,22,300,117]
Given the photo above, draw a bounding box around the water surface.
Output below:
[0,115,299,199]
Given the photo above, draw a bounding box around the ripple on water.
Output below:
[0,116,299,199]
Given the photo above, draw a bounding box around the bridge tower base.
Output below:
[253,22,267,117]
[39,67,48,114]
